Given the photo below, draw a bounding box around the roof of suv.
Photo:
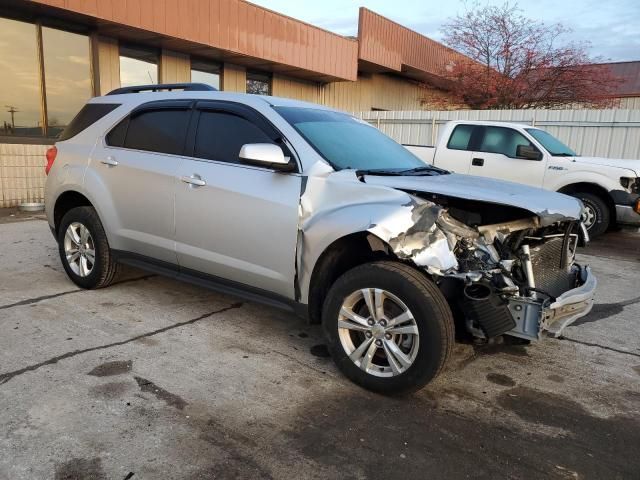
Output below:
[90,90,337,113]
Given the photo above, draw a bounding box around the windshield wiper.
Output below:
[551,153,576,157]
[356,165,449,176]
[397,165,449,175]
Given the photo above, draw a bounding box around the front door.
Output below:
[174,102,301,299]
[468,125,546,187]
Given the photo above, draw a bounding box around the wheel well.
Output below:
[557,183,616,222]
[54,191,93,235]
[307,232,399,324]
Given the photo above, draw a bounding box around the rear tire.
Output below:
[571,192,609,238]
[57,206,118,289]
[322,261,454,395]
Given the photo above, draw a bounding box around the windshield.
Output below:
[275,106,426,171]
[526,128,576,156]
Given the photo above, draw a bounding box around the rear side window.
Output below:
[120,109,191,155]
[58,103,120,141]
[194,111,274,163]
[478,126,534,158]
[447,124,475,151]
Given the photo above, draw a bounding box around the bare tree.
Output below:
[441,2,621,109]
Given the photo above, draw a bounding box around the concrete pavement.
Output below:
[0,217,638,479]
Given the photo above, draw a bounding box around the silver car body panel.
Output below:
[362,173,583,226]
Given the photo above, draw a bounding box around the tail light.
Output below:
[45,146,57,175]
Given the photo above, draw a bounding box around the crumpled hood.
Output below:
[572,156,640,176]
[363,172,583,225]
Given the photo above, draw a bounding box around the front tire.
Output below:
[572,192,610,238]
[322,261,454,395]
[57,206,118,289]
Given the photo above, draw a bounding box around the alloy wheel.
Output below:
[338,288,420,377]
[63,222,95,277]
[581,202,596,229]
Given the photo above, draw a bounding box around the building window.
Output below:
[0,17,91,138]
[42,27,92,137]
[246,71,271,96]
[0,18,43,137]
[191,58,221,90]
[119,45,158,88]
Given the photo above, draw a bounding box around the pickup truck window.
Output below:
[526,128,576,156]
[447,124,474,150]
[477,126,536,159]
[275,107,424,171]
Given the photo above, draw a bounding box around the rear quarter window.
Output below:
[58,103,120,141]
[447,125,475,150]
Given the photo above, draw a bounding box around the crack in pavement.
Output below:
[0,275,157,311]
[559,337,640,359]
[0,302,243,386]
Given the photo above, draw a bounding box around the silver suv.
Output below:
[45,83,597,394]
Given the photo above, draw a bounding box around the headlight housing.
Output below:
[620,177,640,193]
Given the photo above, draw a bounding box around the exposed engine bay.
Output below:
[381,192,594,341]
[297,169,596,341]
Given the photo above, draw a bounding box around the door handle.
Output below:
[180,175,206,187]
[472,157,484,167]
[101,156,118,166]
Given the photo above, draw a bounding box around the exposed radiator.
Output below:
[529,237,577,298]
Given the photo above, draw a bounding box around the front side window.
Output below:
[120,108,190,155]
[526,128,576,156]
[191,58,221,90]
[194,111,274,163]
[477,126,536,158]
[275,107,425,171]
[246,71,271,96]
[0,18,42,137]
[120,45,158,88]
[42,27,92,137]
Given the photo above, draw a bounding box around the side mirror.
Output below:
[239,143,294,171]
[516,144,542,160]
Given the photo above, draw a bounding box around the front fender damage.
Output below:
[297,171,595,341]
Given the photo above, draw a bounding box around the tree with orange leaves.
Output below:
[441,2,621,109]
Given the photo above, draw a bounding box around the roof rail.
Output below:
[106,83,217,96]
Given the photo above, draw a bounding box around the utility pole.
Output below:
[5,105,18,129]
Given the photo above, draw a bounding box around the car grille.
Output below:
[530,237,577,298]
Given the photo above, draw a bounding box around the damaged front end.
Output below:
[376,195,596,341]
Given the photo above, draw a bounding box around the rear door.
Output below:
[468,126,546,187]
[91,100,192,263]
[174,101,301,298]
[433,124,475,173]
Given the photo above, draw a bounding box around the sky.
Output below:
[248,0,640,62]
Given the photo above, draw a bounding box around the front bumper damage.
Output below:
[297,170,597,341]
[362,196,597,342]
[507,265,596,340]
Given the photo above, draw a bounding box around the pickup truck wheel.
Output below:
[322,261,454,395]
[57,206,118,289]
[572,192,609,238]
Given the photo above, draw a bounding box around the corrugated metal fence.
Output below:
[359,109,640,159]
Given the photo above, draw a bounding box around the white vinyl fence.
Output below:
[358,109,640,160]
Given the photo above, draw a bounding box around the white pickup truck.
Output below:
[406,120,640,237]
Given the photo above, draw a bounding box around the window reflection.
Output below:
[42,27,91,137]
[246,71,271,96]
[120,45,158,88]
[191,58,221,89]
[0,18,42,136]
